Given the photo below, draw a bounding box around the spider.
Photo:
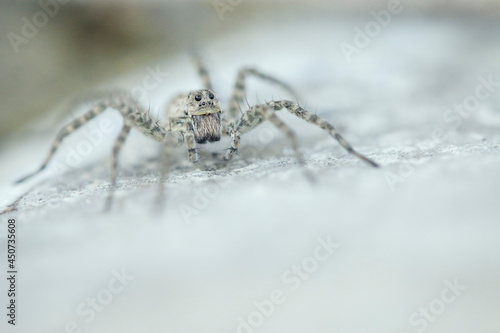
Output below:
[14,54,379,210]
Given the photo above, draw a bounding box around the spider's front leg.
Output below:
[184,131,199,163]
[103,100,169,210]
[222,100,378,168]
[268,100,379,167]
[222,104,314,181]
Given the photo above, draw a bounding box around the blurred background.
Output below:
[1,0,500,142]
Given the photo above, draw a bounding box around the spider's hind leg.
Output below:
[184,131,199,163]
[228,67,300,120]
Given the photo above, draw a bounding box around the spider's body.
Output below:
[15,55,378,210]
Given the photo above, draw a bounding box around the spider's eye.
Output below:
[208,92,215,100]
[195,94,202,101]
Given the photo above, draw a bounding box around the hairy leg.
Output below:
[156,132,184,210]
[15,94,168,184]
[104,124,132,211]
[268,100,378,167]
[228,67,299,119]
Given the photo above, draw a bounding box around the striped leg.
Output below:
[191,51,213,90]
[228,67,299,119]
[104,124,132,211]
[224,105,313,180]
[268,100,379,167]
[223,105,265,161]
[127,110,168,142]
[184,131,199,163]
[14,101,110,184]
[156,132,183,209]
[15,94,167,184]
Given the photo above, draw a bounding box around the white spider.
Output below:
[14,54,378,210]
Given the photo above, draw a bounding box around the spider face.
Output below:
[187,89,222,144]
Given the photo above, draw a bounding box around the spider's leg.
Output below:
[269,100,379,167]
[211,118,233,160]
[184,131,199,162]
[191,51,213,90]
[104,98,170,211]
[224,105,314,181]
[223,105,265,161]
[156,131,183,210]
[228,67,299,119]
[104,124,131,211]
[126,106,168,142]
[219,118,232,137]
[14,101,109,184]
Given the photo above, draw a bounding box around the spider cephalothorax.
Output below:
[186,89,222,144]
[14,53,378,211]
